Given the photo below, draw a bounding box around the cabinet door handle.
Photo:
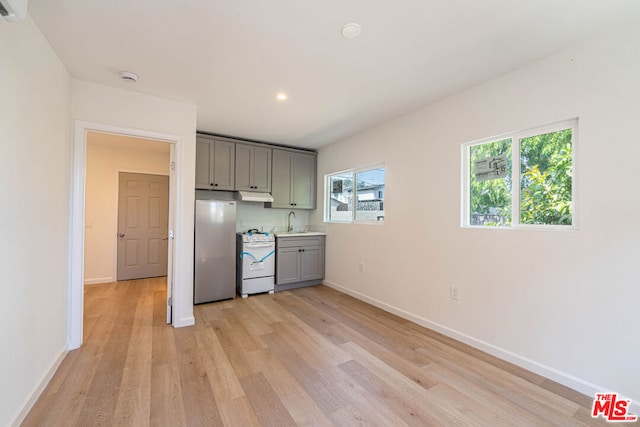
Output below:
[214,183,218,187]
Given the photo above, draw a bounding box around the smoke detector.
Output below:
[341,23,362,39]
[119,70,138,83]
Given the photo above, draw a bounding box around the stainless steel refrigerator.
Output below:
[194,200,237,304]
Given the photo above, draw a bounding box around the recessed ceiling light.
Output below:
[276,93,288,101]
[119,70,138,83]
[341,23,362,39]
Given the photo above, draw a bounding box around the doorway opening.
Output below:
[85,133,172,284]
[70,123,179,350]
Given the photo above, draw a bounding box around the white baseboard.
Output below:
[11,346,68,427]
[84,277,114,285]
[323,280,640,415]
[173,315,195,328]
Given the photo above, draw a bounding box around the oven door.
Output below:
[240,242,276,279]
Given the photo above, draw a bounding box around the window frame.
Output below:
[324,163,385,224]
[461,119,578,230]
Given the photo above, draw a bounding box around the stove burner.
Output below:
[239,230,275,242]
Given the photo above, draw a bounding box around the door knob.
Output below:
[118,233,125,238]
[162,237,168,241]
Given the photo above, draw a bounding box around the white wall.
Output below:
[0,16,71,427]
[71,80,197,327]
[312,22,640,407]
[236,203,309,233]
[85,134,170,284]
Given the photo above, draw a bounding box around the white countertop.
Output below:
[274,232,326,237]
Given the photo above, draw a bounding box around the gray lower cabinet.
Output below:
[195,136,235,190]
[276,236,325,290]
[270,149,316,209]
[235,143,272,192]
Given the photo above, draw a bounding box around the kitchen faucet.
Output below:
[287,211,296,232]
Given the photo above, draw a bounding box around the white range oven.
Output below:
[235,230,275,298]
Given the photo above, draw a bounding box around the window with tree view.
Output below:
[326,166,385,223]
[464,120,575,228]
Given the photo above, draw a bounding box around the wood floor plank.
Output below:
[244,292,290,325]
[268,317,353,370]
[211,318,265,379]
[227,296,276,337]
[216,396,262,427]
[192,317,245,403]
[112,287,153,426]
[174,327,224,426]
[261,330,349,417]
[338,359,440,426]
[238,372,298,426]
[149,364,187,427]
[285,289,433,367]
[23,282,607,426]
[76,282,140,426]
[250,337,334,426]
[330,379,412,427]
[401,318,547,386]
[422,358,546,426]
[327,321,440,390]
[150,286,187,427]
[415,341,584,422]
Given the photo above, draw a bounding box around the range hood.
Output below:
[236,191,274,202]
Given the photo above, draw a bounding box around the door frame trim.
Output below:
[69,120,181,350]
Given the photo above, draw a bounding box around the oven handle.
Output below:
[244,242,275,249]
[239,250,275,262]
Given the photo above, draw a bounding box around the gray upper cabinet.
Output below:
[195,136,235,191]
[270,149,316,209]
[235,143,272,192]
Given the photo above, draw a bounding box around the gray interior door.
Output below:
[117,172,169,281]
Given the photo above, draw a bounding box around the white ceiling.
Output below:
[29,0,640,149]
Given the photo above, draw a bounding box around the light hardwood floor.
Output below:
[23,278,607,426]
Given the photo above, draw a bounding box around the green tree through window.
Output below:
[469,139,512,226]
[520,129,572,225]
[465,121,574,228]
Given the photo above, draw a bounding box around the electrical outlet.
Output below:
[359,262,365,273]
[450,285,460,300]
